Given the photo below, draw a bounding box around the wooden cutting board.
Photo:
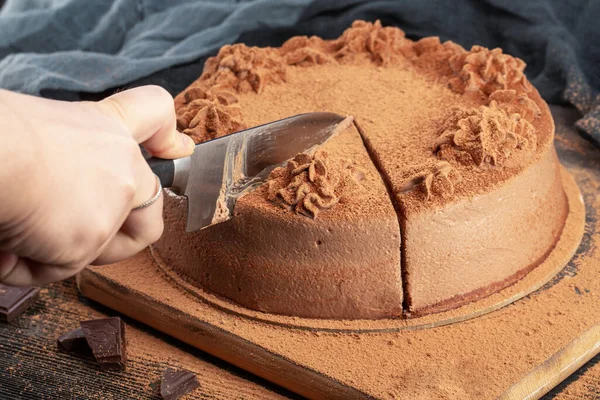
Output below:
[75,162,599,400]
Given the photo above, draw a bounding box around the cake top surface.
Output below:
[175,20,554,216]
[236,119,396,222]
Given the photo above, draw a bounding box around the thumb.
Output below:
[98,85,195,159]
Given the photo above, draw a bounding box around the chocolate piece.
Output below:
[0,284,40,322]
[160,368,200,400]
[57,327,92,357]
[80,317,127,371]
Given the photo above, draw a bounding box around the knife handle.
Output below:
[147,157,174,188]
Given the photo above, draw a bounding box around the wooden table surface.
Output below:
[1,1,598,396]
[0,100,598,399]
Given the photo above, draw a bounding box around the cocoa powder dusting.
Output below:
[395,159,462,201]
[265,151,364,218]
[435,103,537,168]
[111,19,597,400]
[174,19,553,215]
[447,45,532,96]
[3,19,595,400]
[88,175,594,400]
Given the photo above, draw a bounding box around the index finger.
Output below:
[99,85,195,159]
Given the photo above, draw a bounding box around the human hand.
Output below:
[0,86,195,286]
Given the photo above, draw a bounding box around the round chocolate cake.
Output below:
[153,20,568,319]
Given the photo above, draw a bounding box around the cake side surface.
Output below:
[401,144,568,314]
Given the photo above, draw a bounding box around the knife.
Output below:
[146,112,346,232]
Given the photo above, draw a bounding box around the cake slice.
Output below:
[157,119,403,319]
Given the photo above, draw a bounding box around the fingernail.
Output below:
[180,133,195,152]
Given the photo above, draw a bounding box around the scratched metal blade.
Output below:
[182,112,345,232]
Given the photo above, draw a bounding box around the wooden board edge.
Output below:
[76,269,374,400]
[499,324,600,400]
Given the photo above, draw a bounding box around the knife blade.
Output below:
[146,112,346,232]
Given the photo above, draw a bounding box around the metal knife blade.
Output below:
[148,112,346,232]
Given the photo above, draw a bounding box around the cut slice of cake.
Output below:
[156,119,403,319]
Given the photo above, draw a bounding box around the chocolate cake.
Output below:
[153,20,568,319]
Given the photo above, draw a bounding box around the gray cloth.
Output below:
[1,0,599,145]
[0,0,312,93]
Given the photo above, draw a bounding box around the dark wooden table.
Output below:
[0,278,302,400]
[0,99,598,399]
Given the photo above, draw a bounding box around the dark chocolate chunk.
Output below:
[0,283,40,322]
[160,368,200,400]
[57,327,93,357]
[80,317,127,371]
